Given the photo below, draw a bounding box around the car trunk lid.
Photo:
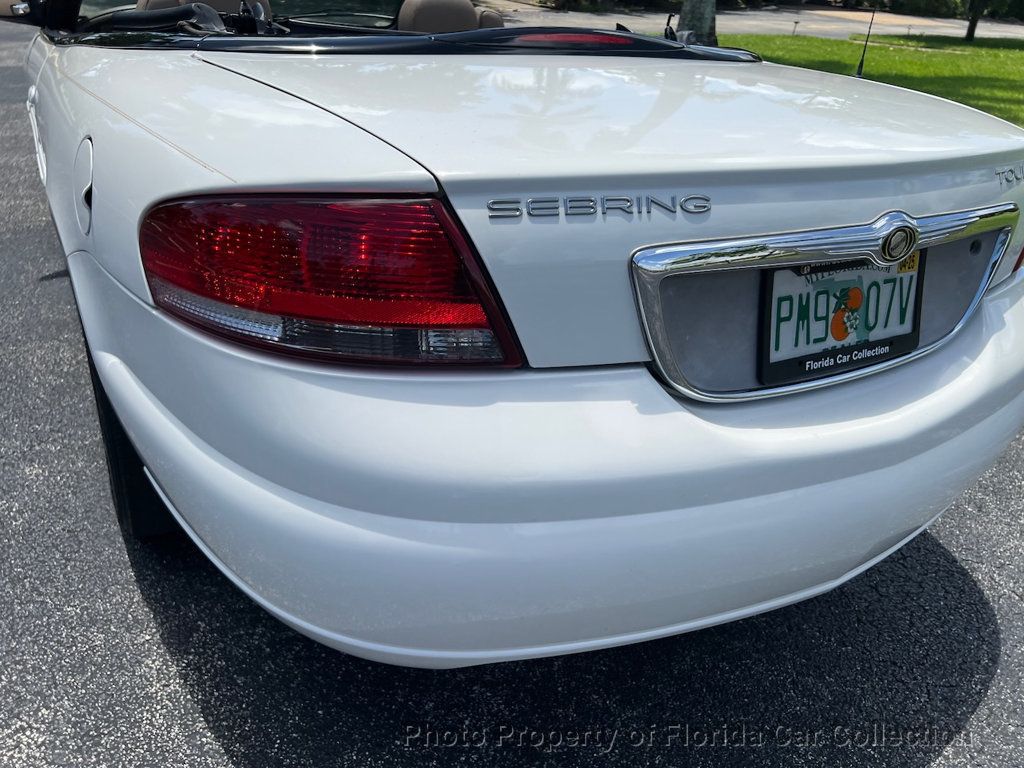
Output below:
[202,53,1024,371]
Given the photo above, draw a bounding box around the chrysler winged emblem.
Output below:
[878,226,918,265]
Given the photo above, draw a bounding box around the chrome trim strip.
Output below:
[631,204,1019,402]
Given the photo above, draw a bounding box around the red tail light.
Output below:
[511,32,633,45]
[139,197,522,366]
[1014,244,1024,273]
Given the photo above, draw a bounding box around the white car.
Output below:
[8,0,1024,668]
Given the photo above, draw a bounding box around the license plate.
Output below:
[759,254,925,387]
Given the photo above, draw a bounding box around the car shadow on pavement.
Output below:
[123,529,998,767]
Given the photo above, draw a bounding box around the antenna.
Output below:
[856,5,877,78]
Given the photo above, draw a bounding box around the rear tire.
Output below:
[86,351,179,539]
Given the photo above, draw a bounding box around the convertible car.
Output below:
[7,0,1024,667]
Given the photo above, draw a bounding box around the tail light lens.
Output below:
[139,197,522,366]
[510,32,634,45]
[1014,244,1024,273]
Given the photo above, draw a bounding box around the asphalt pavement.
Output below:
[1,21,1024,768]
[488,1,1024,39]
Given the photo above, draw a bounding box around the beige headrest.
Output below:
[477,8,502,27]
[397,0,478,33]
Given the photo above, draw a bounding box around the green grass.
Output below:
[718,33,1024,126]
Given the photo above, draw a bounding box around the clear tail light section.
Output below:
[139,197,522,366]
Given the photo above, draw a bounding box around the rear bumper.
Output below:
[72,251,1024,668]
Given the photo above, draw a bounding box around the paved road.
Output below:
[490,1,1024,39]
[1,22,1024,768]
[716,6,1024,39]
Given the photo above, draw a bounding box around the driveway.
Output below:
[487,0,1024,39]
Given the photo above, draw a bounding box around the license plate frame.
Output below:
[758,254,927,387]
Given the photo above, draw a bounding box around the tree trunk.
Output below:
[679,0,717,46]
[965,12,980,40]
[965,0,981,40]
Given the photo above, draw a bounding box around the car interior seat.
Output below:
[396,0,503,32]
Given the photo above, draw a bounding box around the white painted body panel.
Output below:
[200,55,1024,178]
[22,35,1024,665]
[73,249,1024,667]
[31,42,1024,365]
[27,42,437,300]
[200,53,1024,365]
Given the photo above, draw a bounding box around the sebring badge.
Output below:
[487,194,712,220]
[879,225,918,265]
